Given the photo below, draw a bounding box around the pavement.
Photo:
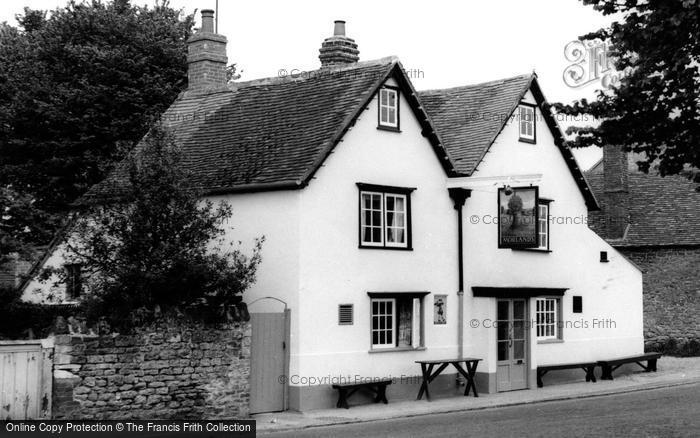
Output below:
[253,356,700,434]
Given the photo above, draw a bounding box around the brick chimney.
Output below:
[187,9,228,94]
[603,144,629,239]
[319,20,360,67]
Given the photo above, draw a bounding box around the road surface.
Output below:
[263,383,700,437]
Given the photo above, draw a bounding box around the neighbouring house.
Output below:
[22,10,644,413]
[586,145,700,356]
[0,253,32,291]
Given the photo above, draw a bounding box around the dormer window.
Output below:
[518,104,536,143]
[378,87,400,131]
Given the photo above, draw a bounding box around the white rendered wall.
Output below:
[208,190,302,376]
[461,90,644,376]
[294,77,460,381]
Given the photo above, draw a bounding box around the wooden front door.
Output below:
[496,299,529,392]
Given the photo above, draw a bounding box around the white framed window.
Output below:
[360,191,384,246]
[358,184,413,249]
[379,87,399,129]
[518,104,535,142]
[370,294,425,350]
[536,298,559,340]
[537,202,549,250]
[371,298,396,349]
[384,194,406,247]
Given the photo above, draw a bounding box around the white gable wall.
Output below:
[458,89,643,379]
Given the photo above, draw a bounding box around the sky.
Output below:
[1,0,619,169]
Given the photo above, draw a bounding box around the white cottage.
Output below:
[23,12,644,413]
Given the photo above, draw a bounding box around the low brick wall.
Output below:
[621,247,700,356]
[52,320,250,419]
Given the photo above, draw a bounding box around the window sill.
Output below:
[537,339,564,344]
[519,138,536,144]
[377,125,401,133]
[369,346,426,354]
[359,245,413,251]
[512,248,551,253]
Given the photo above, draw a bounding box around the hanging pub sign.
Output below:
[498,186,539,249]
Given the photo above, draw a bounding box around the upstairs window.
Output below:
[65,263,82,300]
[357,183,413,250]
[537,201,550,250]
[518,104,536,143]
[378,87,400,130]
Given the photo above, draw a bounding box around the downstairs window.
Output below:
[369,292,427,350]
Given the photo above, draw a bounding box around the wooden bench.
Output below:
[598,352,662,380]
[537,362,597,388]
[332,379,392,409]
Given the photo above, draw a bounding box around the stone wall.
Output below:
[52,320,250,419]
[621,247,700,356]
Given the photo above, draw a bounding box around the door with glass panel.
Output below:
[496,299,529,391]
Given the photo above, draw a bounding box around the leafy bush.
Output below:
[61,124,263,329]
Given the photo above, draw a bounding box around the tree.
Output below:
[63,124,263,327]
[0,186,56,263]
[555,0,700,184]
[0,0,196,253]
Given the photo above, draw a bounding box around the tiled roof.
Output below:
[419,74,534,175]
[78,63,597,211]
[79,57,452,204]
[586,157,700,247]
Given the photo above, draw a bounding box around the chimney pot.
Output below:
[333,20,346,36]
[201,9,215,33]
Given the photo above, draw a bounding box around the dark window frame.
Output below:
[357,183,414,250]
[513,198,552,253]
[65,263,82,300]
[537,199,551,251]
[517,102,537,144]
[377,85,401,132]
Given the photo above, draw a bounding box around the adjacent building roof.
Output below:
[419,74,598,210]
[586,157,700,247]
[78,57,457,205]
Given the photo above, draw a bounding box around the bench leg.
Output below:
[375,384,388,404]
[417,363,434,401]
[537,370,545,388]
[648,359,657,372]
[600,364,613,380]
[336,388,349,409]
[585,366,597,383]
[464,361,479,397]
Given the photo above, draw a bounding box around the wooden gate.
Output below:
[0,340,53,419]
[249,310,289,414]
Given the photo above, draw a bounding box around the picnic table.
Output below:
[416,357,482,401]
